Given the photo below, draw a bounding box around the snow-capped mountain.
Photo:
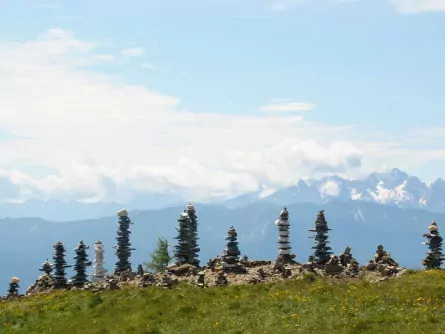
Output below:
[223,168,445,214]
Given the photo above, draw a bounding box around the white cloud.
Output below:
[0,27,443,204]
[270,0,307,11]
[141,62,155,69]
[94,54,115,62]
[121,47,145,56]
[259,101,315,112]
[389,0,445,13]
[320,180,341,197]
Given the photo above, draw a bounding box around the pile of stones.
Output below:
[365,245,405,277]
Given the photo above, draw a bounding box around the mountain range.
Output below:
[0,168,444,222]
[223,168,445,213]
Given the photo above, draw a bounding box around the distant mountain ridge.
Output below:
[222,168,445,214]
[0,168,444,221]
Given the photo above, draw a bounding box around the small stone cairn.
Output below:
[366,245,402,276]
[196,271,206,288]
[221,226,246,273]
[337,246,360,276]
[324,255,344,275]
[39,259,53,275]
[214,265,228,286]
[137,264,145,276]
[6,277,20,299]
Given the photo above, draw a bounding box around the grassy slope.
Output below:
[1,270,445,333]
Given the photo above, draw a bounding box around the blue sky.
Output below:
[0,0,444,202]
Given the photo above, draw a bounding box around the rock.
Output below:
[117,209,128,217]
[167,263,196,276]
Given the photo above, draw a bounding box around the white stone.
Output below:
[279,231,289,237]
[279,249,291,255]
[10,277,20,284]
[117,209,128,217]
[279,237,290,243]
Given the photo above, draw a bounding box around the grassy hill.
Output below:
[2,270,445,333]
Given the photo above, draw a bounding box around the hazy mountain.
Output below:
[0,193,186,221]
[0,200,442,293]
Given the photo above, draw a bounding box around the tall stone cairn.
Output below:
[7,277,20,298]
[174,210,193,265]
[308,210,333,265]
[275,207,293,262]
[221,226,241,269]
[91,241,108,282]
[422,221,444,269]
[70,240,92,287]
[114,209,135,274]
[39,259,53,275]
[52,241,71,288]
[186,203,200,266]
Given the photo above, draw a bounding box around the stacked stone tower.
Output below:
[275,207,293,262]
[308,210,333,265]
[422,221,444,269]
[221,226,241,269]
[114,209,135,274]
[91,241,108,282]
[70,240,92,287]
[52,241,71,288]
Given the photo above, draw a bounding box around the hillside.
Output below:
[1,270,445,333]
[1,200,444,291]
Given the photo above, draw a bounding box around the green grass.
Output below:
[2,270,445,333]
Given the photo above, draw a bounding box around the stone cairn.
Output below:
[221,226,243,272]
[114,209,135,274]
[52,241,71,289]
[214,265,228,286]
[275,207,295,263]
[39,259,53,275]
[91,241,108,282]
[70,240,92,287]
[6,277,20,298]
[196,271,206,288]
[366,245,401,276]
[422,221,444,269]
[308,210,333,265]
[338,246,360,275]
[137,264,145,276]
[174,210,193,265]
[186,203,200,266]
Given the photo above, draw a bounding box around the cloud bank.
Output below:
[0,28,441,204]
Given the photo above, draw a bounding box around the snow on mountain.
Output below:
[222,168,445,214]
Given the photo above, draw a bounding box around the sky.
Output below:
[0,0,444,203]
